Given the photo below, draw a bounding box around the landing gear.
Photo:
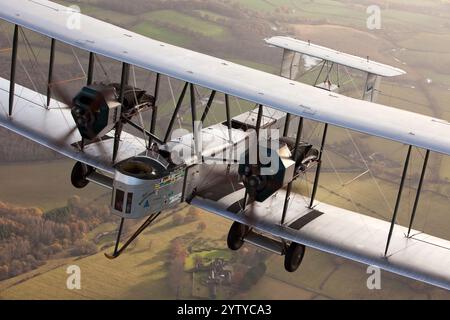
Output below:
[105,212,161,259]
[227,222,306,272]
[284,242,306,272]
[71,161,94,189]
[227,222,249,251]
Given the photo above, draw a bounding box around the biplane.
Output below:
[265,36,406,102]
[0,0,449,291]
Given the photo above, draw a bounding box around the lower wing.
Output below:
[191,187,450,290]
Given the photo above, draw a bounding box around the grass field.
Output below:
[194,10,231,22]
[0,160,107,211]
[0,206,229,299]
[2,199,448,299]
[132,22,191,47]
[53,0,137,26]
[141,10,229,38]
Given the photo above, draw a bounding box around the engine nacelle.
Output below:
[111,155,185,219]
[72,85,121,140]
[239,144,295,203]
[71,84,155,141]
[238,139,319,203]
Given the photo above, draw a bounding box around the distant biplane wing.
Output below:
[265,36,406,101]
[191,192,450,290]
[265,36,406,77]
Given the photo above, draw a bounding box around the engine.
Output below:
[71,83,154,140]
[239,139,319,203]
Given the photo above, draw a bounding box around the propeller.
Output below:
[51,82,104,151]
[49,82,73,110]
[54,125,78,146]
[49,83,83,148]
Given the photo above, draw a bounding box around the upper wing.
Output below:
[2,1,450,155]
[0,78,147,174]
[265,36,406,77]
[191,189,450,291]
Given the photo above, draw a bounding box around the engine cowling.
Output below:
[71,84,155,141]
[71,85,121,140]
[239,144,295,203]
[238,139,319,203]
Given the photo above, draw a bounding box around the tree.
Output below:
[50,243,63,254]
[67,195,81,211]
[9,260,24,277]
[193,254,203,269]
[168,256,185,298]
[170,239,186,260]
[0,265,9,280]
[71,240,97,256]
[41,221,56,245]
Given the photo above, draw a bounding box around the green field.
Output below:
[194,10,231,22]
[0,160,107,211]
[54,0,137,26]
[132,22,191,46]
[0,206,230,299]
[141,10,229,38]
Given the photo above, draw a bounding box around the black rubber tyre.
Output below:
[71,162,93,189]
[227,222,249,251]
[284,242,306,272]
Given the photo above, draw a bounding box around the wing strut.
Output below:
[225,94,232,142]
[46,38,55,107]
[407,149,430,237]
[283,114,291,137]
[200,90,217,123]
[255,104,263,163]
[8,24,18,117]
[385,145,412,255]
[112,62,130,162]
[309,123,328,208]
[190,83,200,159]
[125,119,163,145]
[149,73,160,146]
[87,52,95,85]
[105,212,161,259]
[281,117,304,224]
[313,61,326,86]
[164,82,188,143]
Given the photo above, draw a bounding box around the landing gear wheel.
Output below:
[227,222,249,251]
[284,242,306,272]
[71,162,94,189]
